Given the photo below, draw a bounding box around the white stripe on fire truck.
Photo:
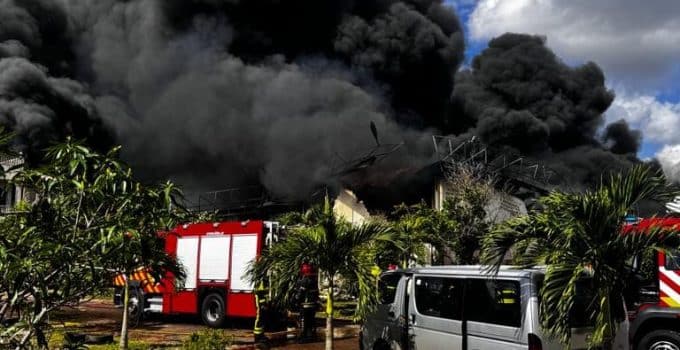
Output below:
[660,267,680,289]
[659,280,680,305]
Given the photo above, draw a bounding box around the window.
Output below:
[379,274,401,304]
[466,279,521,327]
[666,250,680,270]
[535,275,597,328]
[0,181,15,208]
[570,279,596,328]
[414,277,463,320]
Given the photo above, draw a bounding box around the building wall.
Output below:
[0,154,31,213]
[433,179,527,222]
[333,188,370,225]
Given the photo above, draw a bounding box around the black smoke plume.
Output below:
[0,2,649,201]
[450,33,642,187]
[0,0,463,199]
[0,0,111,157]
[604,119,641,155]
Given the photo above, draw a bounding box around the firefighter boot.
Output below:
[253,284,269,345]
[298,302,317,343]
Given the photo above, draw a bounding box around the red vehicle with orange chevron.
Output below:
[623,198,680,349]
[113,220,280,327]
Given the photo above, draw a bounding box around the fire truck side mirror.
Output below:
[631,255,640,271]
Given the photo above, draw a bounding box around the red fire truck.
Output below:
[113,220,280,327]
[623,213,680,349]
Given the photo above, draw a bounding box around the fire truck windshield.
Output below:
[666,250,680,270]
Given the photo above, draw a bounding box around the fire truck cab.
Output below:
[624,215,680,350]
[114,220,280,327]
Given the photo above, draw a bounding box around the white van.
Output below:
[360,266,628,350]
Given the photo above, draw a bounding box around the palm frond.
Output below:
[248,196,394,319]
[482,164,680,348]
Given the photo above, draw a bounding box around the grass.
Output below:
[87,340,151,350]
[181,329,234,350]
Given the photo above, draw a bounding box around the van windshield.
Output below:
[378,274,401,304]
[666,250,680,270]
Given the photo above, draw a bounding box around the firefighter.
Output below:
[253,281,269,344]
[295,263,319,343]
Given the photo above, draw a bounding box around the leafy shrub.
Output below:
[181,329,234,350]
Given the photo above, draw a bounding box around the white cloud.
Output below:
[466,0,680,180]
[609,95,680,182]
[469,0,680,90]
[657,144,680,183]
[607,94,680,145]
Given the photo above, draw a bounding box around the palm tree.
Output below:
[378,204,432,268]
[249,196,391,350]
[392,213,426,267]
[481,165,680,348]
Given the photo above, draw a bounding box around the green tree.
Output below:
[249,196,391,350]
[412,202,458,265]
[440,164,494,264]
[384,164,493,266]
[0,140,183,350]
[481,165,679,348]
[375,203,447,267]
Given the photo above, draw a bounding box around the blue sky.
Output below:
[443,0,680,180]
[445,0,484,66]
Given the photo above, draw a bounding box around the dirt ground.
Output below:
[50,300,360,349]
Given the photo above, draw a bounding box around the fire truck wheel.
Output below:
[201,293,226,328]
[127,287,143,328]
[637,329,680,350]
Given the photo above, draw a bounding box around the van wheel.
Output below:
[201,293,226,328]
[637,330,680,350]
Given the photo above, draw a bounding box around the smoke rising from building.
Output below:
[450,34,642,187]
[0,1,655,200]
[0,0,461,198]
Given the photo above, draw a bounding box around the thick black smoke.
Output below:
[0,0,463,199]
[158,0,464,127]
[0,0,111,157]
[0,2,650,200]
[604,119,641,155]
[450,34,642,187]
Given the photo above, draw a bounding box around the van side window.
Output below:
[379,274,401,304]
[466,279,521,327]
[414,277,463,320]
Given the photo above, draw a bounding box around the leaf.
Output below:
[481,164,679,347]
[72,180,85,191]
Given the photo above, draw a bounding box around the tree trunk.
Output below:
[33,296,47,349]
[0,302,8,323]
[16,307,47,350]
[601,290,614,350]
[325,279,334,350]
[119,275,129,350]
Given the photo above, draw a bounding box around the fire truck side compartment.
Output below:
[161,220,264,318]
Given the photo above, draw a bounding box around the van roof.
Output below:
[389,265,544,279]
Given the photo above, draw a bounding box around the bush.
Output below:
[182,329,234,350]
